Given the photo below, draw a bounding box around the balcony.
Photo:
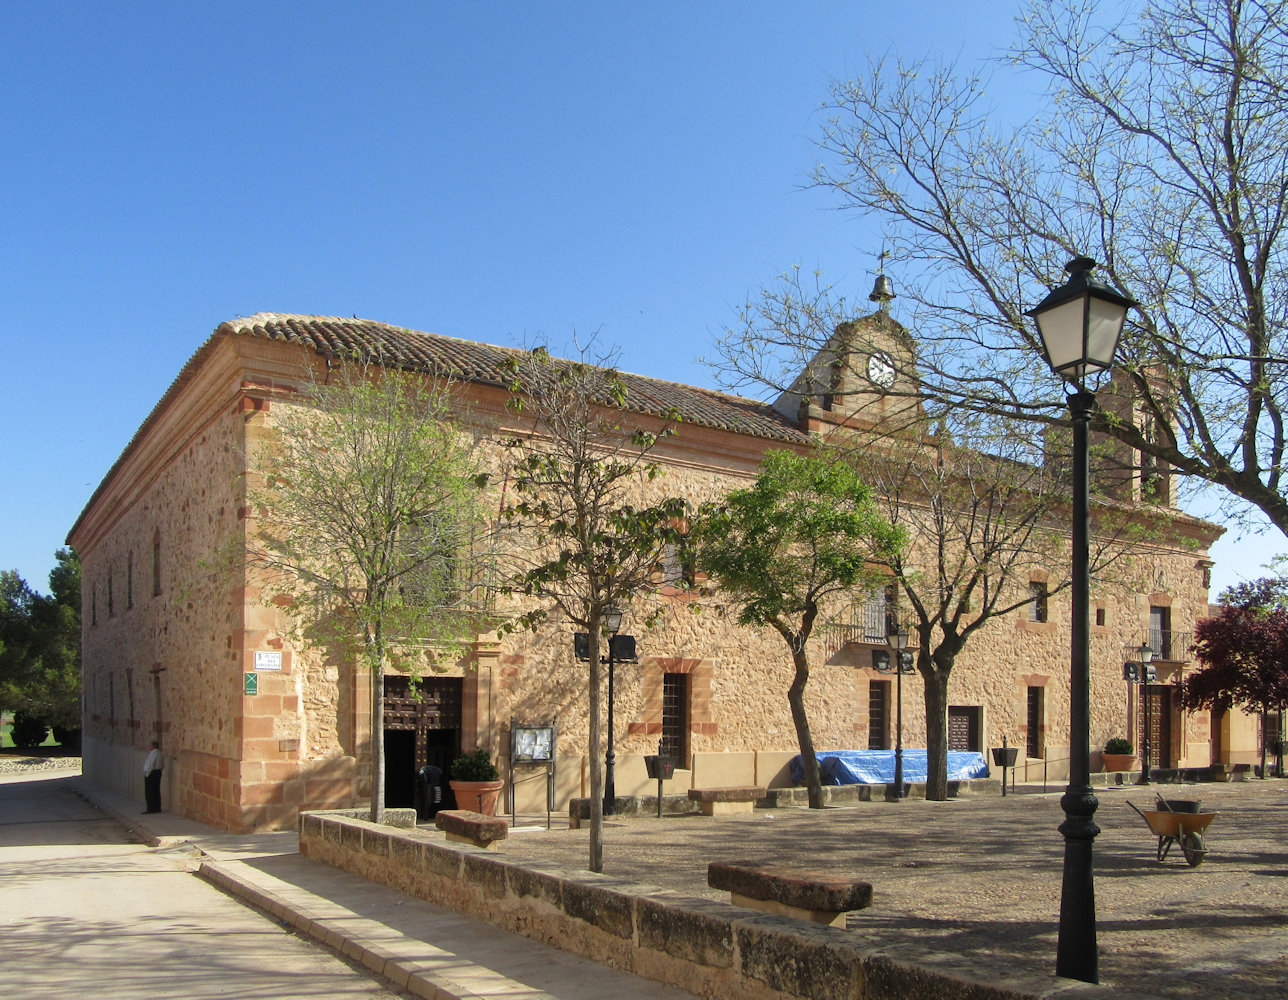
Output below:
[1124,629,1192,664]
[822,599,920,658]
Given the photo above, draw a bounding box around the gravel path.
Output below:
[0,753,81,774]
[491,780,1288,997]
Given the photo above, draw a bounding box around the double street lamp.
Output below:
[1026,256,1137,985]
[875,615,913,799]
[573,607,636,817]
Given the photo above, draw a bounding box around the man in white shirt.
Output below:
[143,740,164,814]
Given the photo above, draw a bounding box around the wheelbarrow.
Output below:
[1127,797,1219,866]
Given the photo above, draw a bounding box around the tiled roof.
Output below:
[218,313,807,443]
[67,314,804,544]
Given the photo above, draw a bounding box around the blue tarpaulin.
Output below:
[788,749,989,785]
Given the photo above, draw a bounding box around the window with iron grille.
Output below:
[1028,582,1048,623]
[1027,686,1044,759]
[868,680,888,750]
[659,537,696,588]
[661,673,689,766]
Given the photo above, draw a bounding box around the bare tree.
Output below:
[848,415,1147,799]
[499,345,686,873]
[247,356,488,823]
[710,0,1288,538]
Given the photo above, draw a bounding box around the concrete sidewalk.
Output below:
[71,777,696,1000]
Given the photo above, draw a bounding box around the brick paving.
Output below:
[493,780,1288,998]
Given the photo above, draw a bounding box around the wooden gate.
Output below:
[383,676,463,810]
[1139,685,1173,768]
[948,706,981,751]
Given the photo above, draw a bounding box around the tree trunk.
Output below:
[368,635,385,823]
[787,649,824,809]
[587,631,605,871]
[923,664,951,802]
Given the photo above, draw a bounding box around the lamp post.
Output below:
[603,607,624,817]
[886,614,911,799]
[1026,256,1136,985]
[1136,643,1156,786]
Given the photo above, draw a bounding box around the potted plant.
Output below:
[1102,737,1137,773]
[449,747,504,815]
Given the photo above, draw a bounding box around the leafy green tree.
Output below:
[500,345,686,872]
[28,549,82,735]
[0,570,38,719]
[0,550,82,742]
[711,0,1288,539]
[248,356,488,822]
[694,449,903,808]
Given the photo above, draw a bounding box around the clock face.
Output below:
[867,351,896,389]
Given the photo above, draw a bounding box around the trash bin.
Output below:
[644,754,676,780]
[415,764,445,821]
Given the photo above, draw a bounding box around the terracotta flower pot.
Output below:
[1102,753,1137,773]
[449,778,504,815]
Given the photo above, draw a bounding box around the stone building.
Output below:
[69,312,1232,832]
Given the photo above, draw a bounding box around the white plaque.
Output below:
[254,651,283,672]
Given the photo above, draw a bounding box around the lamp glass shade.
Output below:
[1138,643,1154,664]
[888,626,910,651]
[603,608,624,635]
[1026,257,1135,380]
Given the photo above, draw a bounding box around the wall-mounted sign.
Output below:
[244,673,258,696]
[254,651,282,672]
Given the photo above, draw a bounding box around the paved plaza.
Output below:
[16,751,1288,999]
[492,779,1288,998]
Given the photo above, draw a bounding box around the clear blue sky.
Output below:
[0,1,1277,596]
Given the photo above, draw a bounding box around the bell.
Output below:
[869,274,894,305]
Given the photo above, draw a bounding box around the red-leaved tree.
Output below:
[1183,602,1288,775]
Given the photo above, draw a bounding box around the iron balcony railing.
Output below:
[1123,629,1192,664]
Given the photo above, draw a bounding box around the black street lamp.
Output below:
[1135,643,1156,786]
[603,607,624,817]
[1026,256,1136,985]
[572,608,634,818]
[878,614,912,799]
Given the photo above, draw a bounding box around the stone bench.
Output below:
[708,861,873,928]
[434,809,508,849]
[687,786,766,816]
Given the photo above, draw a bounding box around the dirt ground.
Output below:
[489,779,1288,998]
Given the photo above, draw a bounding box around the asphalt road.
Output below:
[0,768,410,1000]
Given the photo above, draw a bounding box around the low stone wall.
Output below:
[569,777,1001,823]
[299,811,1083,1000]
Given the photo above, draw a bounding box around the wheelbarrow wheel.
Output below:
[1181,831,1207,867]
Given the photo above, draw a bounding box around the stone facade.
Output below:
[69,313,1232,832]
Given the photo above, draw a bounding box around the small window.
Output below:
[868,680,889,750]
[661,673,690,767]
[1027,686,1044,759]
[1028,582,1048,623]
[107,571,114,617]
[152,530,162,597]
[659,537,696,588]
[91,584,97,626]
[127,552,134,610]
[1095,607,1106,627]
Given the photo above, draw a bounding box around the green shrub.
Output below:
[1104,737,1133,755]
[450,747,499,781]
[10,712,49,749]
